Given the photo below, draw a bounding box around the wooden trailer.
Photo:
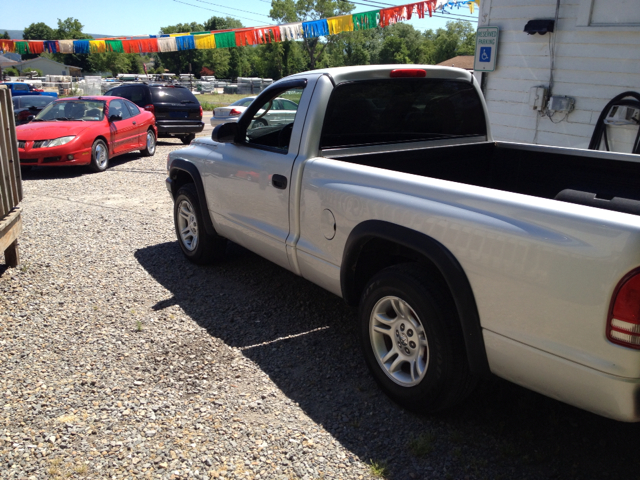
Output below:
[0,85,23,268]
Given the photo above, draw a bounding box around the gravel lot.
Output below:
[2,137,640,479]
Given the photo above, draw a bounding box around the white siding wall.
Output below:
[477,0,640,150]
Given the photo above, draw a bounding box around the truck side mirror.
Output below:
[212,122,238,143]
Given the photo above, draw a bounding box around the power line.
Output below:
[193,0,272,20]
[172,0,268,24]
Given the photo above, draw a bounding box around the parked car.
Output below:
[16,96,157,172]
[210,96,298,128]
[12,94,56,125]
[104,83,203,144]
[1,82,58,98]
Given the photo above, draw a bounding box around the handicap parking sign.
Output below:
[479,47,491,63]
[475,27,499,71]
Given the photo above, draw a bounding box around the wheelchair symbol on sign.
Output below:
[479,47,491,62]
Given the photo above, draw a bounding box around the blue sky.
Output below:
[2,0,477,38]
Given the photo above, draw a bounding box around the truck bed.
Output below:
[329,142,640,215]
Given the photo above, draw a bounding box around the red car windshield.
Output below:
[36,100,106,122]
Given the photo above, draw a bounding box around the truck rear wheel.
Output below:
[359,264,476,413]
[174,183,226,264]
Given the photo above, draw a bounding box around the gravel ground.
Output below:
[2,137,640,480]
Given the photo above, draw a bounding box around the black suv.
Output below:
[104,83,204,144]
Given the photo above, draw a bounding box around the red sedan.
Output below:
[16,96,158,172]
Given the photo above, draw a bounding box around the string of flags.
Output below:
[0,0,479,56]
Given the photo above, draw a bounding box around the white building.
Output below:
[13,57,82,78]
[476,0,640,153]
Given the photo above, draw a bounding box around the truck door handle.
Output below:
[272,174,287,190]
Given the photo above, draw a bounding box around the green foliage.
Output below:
[91,52,143,77]
[22,22,55,40]
[24,68,44,77]
[427,20,476,64]
[204,16,243,31]
[368,459,389,478]
[1,31,10,40]
[3,67,19,76]
[48,18,94,72]
[156,17,240,78]
[55,17,91,40]
[270,0,355,69]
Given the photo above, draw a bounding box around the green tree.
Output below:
[126,54,143,74]
[54,18,89,40]
[158,22,204,75]
[203,16,242,31]
[22,22,55,40]
[157,17,241,78]
[428,21,476,64]
[228,47,252,78]
[282,40,307,76]
[270,0,354,69]
[1,31,10,40]
[379,36,411,64]
[50,18,94,73]
[325,29,379,67]
[91,52,130,77]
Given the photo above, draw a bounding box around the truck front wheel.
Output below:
[359,264,476,413]
[174,184,226,264]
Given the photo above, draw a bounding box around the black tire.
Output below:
[173,183,227,264]
[140,129,157,157]
[180,134,196,145]
[359,264,476,413]
[89,139,109,172]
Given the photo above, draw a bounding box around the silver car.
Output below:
[210,96,298,129]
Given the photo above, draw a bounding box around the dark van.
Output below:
[104,83,204,144]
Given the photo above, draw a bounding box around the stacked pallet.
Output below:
[0,85,23,267]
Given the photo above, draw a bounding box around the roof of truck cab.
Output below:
[286,65,474,85]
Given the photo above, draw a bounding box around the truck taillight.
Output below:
[199,105,203,118]
[144,104,155,114]
[390,69,426,78]
[608,269,640,349]
[229,108,242,116]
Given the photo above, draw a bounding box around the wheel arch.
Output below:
[341,220,490,377]
[93,136,110,157]
[168,159,217,236]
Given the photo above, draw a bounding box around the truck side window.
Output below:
[320,79,487,149]
[244,88,303,153]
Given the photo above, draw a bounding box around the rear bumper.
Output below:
[210,116,239,127]
[485,330,640,422]
[157,122,204,136]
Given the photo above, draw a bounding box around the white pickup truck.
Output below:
[166,65,640,422]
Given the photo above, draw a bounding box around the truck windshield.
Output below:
[320,79,487,149]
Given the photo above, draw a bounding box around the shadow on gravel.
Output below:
[19,153,147,181]
[135,241,640,480]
